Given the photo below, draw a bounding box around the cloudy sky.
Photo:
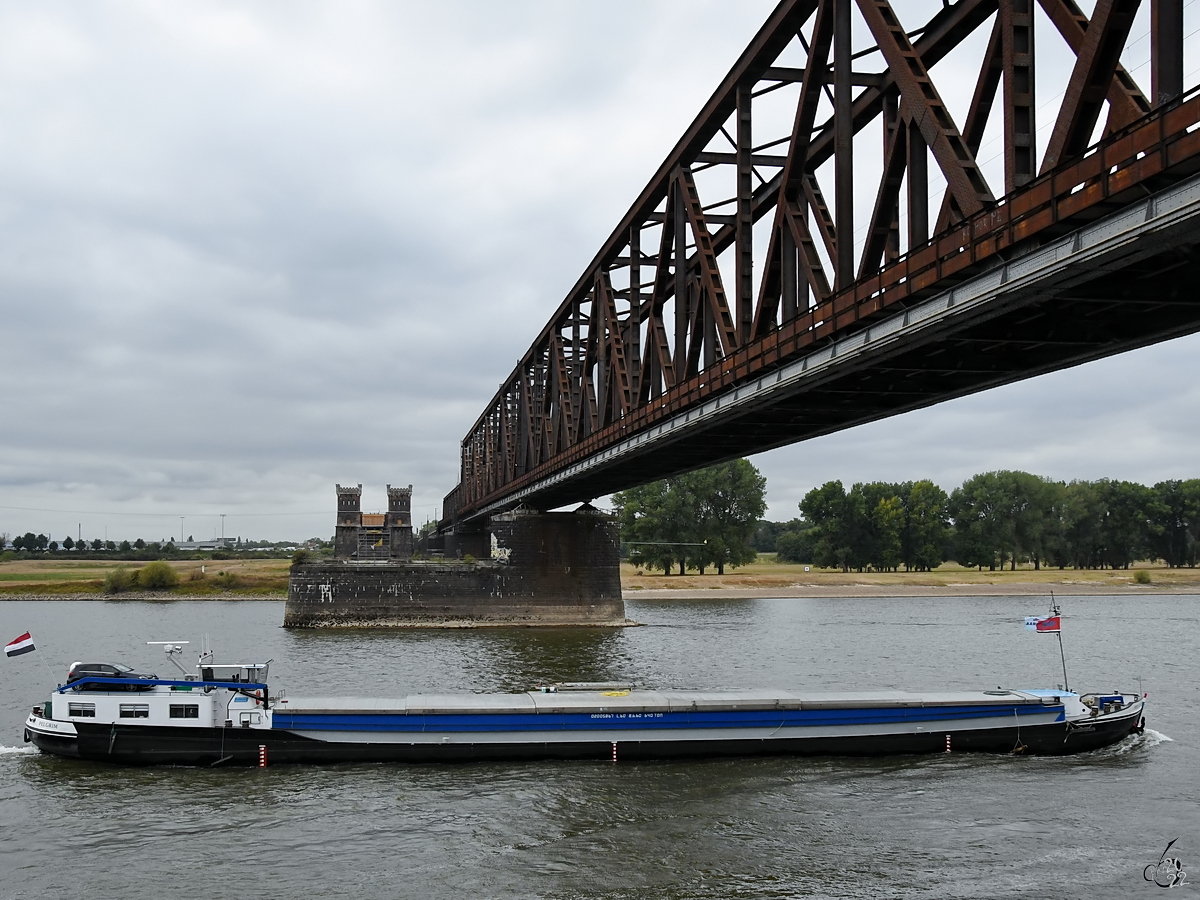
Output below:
[1,0,1197,544]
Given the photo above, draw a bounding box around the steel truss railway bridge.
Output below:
[442,0,1200,531]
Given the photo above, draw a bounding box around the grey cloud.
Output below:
[0,0,1194,544]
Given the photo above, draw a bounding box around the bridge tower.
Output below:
[386,484,413,559]
[334,484,363,559]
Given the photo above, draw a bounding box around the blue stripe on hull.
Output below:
[272,703,1062,734]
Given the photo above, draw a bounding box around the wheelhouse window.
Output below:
[169,704,199,719]
[68,703,96,718]
[119,704,150,718]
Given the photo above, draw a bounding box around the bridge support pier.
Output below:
[285,508,627,628]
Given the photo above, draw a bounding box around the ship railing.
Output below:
[57,676,269,694]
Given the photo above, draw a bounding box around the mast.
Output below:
[1050,595,1069,692]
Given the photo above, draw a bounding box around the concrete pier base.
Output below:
[285,508,627,628]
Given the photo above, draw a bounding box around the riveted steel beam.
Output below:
[1041,0,1142,173]
[443,0,1197,527]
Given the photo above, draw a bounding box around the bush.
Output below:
[138,561,180,590]
[104,567,137,594]
[1134,569,1152,584]
[291,549,311,568]
[214,571,240,589]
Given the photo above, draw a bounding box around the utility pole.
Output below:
[180,517,184,543]
[221,514,226,543]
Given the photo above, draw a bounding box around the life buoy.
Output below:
[23,728,31,743]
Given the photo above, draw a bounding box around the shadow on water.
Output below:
[280,625,630,693]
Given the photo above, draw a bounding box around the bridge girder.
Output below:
[444,0,1195,528]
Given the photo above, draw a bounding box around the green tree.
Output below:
[800,481,855,570]
[119,540,132,552]
[754,520,796,553]
[134,538,146,550]
[900,480,949,571]
[949,471,1052,570]
[950,473,1013,569]
[869,494,904,570]
[14,532,43,552]
[1048,480,1105,568]
[691,460,767,574]
[62,536,74,551]
[615,479,690,575]
[1096,479,1160,569]
[1151,479,1200,567]
[775,527,817,563]
[802,481,937,572]
[614,459,767,575]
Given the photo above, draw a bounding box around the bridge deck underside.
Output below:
[510,209,1200,513]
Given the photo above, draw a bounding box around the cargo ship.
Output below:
[23,643,1146,766]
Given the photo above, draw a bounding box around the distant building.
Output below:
[175,539,235,552]
[334,484,413,560]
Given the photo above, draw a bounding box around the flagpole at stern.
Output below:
[1051,595,1069,692]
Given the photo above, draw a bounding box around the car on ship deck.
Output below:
[66,662,157,691]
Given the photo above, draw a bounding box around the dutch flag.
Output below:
[4,632,35,657]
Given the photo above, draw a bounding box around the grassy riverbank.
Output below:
[0,558,290,597]
[2,555,1198,599]
[622,556,1200,597]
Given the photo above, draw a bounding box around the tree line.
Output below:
[614,459,767,575]
[1,532,309,561]
[4,533,175,554]
[764,472,1200,572]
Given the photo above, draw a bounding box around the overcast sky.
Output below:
[1,0,1197,544]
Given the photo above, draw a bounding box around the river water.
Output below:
[0,594,1193,899]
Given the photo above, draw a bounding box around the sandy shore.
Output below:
[5,583,1200,603]
[4,558,1200,602]
[625,582,1200,600]
[0,592,272,601]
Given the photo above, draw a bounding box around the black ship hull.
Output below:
[26,706,1145,767]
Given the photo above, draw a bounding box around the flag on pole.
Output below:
[4,632,35,657]
[1024,615,1061,633]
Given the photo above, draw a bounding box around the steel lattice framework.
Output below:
[444,0,1199,527]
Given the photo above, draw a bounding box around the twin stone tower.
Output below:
[284,484,627,628]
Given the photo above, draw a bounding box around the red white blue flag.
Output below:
[1024,615,1061,633]
[4,632,35,657]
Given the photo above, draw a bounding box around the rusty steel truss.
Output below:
[444,0,1198,527]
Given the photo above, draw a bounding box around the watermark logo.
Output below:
[1145,840,1189,889]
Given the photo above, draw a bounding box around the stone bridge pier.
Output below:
[285,504,626,628]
